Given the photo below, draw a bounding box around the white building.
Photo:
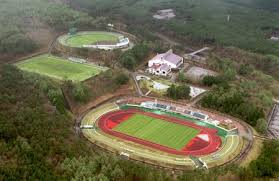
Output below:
[148,49,183,76]
[83,36,129,50]
[271,36,279,41]
[153,9,176,20]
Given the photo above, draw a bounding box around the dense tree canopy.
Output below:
[120,43,150,70]
[0,65,173,180]
[249,140,279,177]
[70,0,279,56]
[201,86,264,126]
[0,0,100,55]
[166,84,191,100]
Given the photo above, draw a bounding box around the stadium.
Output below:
[58,31,130,50]
[81,97,244,169]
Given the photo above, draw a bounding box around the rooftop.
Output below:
[152,49,182,65]
[159,64,171,71]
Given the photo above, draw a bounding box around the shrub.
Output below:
[166,84,190,100]
[114,73,129,85]
[72,83,90,103]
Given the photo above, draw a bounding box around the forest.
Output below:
[199,52,279,131]
[0,0,102,57]
[69,0,279,56]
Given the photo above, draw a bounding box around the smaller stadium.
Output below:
[81,97,244,169]
[16,54,107,81]
[58,31,130,50]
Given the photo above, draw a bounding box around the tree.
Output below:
[166,84,177,99]
[0,33,37,54]
[224,68,236,81]
[166,84,190,100]
[256,118,267,134]
[177,72,187,83]
[249,140,279,178]
[72,83,90,103]
[239,64,254,76]
[201,86,265,126]
[202,76,225,86]
[132,43,149,60]
[114,73,129,85]
[110,165,125,181]
[177,84,191,99]
[69,27,77,35]
[47,89,65,113]
[119,43,150,70]
[120,52,136,70]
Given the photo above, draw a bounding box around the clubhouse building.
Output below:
[148,49,183,76]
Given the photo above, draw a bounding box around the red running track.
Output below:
[98,109,222,156]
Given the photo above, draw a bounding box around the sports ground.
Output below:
[113,113,199,150]
[17,54,106,81]
[98,109,222,155]
[81,101,244,169]
[58,31,119,48]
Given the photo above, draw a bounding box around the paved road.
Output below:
[132,73,144,96]
[153,32,180,46]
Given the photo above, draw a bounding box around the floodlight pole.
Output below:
[227,15,230,22]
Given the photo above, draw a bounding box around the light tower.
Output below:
[227,15,230,22]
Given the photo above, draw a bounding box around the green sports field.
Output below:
[17,54,106,81]
[62,32,119,47]
[113,114,200,150]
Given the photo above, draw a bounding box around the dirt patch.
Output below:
[185,66,218,82]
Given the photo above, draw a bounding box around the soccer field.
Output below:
[64,32,119,47]
[17,54,106,81]
[113,114,200,150]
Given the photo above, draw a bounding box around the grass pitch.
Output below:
[113,114,199,150]
[17,54,106,81]
[65,32,119,47]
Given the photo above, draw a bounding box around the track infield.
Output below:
[16,54,105,81]
[113,113,199,150]
[98,109,222,156]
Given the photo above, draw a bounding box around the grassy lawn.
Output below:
[113,113,199,150]
[139,78,173,95]
[65,32,119,47]
[17,54,105,81]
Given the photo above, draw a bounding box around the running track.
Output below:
[98,109,221,156]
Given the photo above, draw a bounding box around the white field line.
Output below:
[219,135,239,157]
[201,135,239,162]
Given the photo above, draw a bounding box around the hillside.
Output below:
[0,0,101,62]
[70,0,279,55]
[0,65,171,180]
